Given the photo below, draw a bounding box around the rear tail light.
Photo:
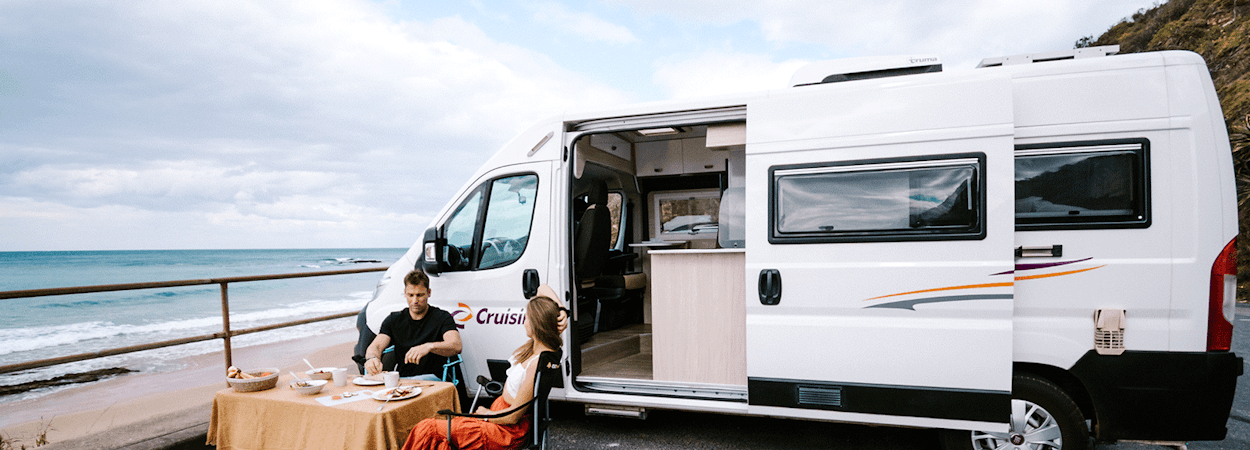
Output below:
[1207,237,1237,351]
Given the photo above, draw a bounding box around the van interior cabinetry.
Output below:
[589,134,632,161]
[681,138,726,174]
[636,137,724,176]
[635,140,682,176]
[650,249,746,385]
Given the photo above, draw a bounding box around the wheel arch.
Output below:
[1013,362,1100,438]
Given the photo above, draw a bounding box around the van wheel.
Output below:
[939,374,1089,450]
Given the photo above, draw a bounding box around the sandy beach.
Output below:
[0,325,362,446]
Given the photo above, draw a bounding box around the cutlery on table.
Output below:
[377,389,396,411]
[289,371,308,386]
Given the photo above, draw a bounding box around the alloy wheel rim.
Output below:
[969,398,1063,450]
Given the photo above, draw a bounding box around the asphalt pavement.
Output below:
[546,403,938,449]
[1182,303,1250,450]
[545,304,1250,450]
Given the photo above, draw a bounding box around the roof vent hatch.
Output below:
[790,55,942,87]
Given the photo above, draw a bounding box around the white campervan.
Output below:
[361,46,1243,449]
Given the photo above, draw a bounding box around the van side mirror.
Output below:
[420,227,446,276]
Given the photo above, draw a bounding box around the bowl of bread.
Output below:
[225,366,279,392]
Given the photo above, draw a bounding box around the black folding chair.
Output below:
[436,350,562,450]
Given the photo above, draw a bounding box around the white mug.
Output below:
[331,368,348,387]
[383,371,400,388]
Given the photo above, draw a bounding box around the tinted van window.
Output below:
[770,154,985,243]
[1015,139,1148,229]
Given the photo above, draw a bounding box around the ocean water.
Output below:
[0,248,406,403]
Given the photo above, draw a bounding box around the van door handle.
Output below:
[758,269,782,305]
[1015,245,1063,258]
[522,269,540,298]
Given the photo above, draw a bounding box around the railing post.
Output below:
[220,282,233,371]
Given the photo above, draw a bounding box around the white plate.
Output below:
[353,376,385,386]
[372,386,421,401]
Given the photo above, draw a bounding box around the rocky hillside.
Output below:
[1085,0,1250,127]
[1082,0,1250,288]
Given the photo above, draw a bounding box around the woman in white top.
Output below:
[404,285,566,450]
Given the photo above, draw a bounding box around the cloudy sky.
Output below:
[0,0,1157,251]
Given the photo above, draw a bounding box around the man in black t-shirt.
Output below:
[362,270,462,379]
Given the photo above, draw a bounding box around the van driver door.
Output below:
[420,157,554,392]
[744,71,1015,431]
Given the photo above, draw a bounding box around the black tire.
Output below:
[939,374,1090,450]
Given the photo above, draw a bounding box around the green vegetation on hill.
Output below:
[1081,0,1250,290]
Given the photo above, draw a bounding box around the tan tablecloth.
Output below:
[207,376,460,450]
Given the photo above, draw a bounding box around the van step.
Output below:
[585,404,647,420]
[580,351,653,380]
[580,323,652,370]
[582,334,641,370]
[582,323,651,347]
[576,377,747,402]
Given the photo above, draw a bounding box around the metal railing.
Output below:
[0,266,386,376]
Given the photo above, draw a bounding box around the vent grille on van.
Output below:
[1094,308,1126,355]
[797,385,843,407]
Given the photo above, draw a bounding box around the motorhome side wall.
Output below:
[1160,52,1239,349]
[998,51,1235,371]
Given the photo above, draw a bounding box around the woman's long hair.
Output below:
[513,295,563,362]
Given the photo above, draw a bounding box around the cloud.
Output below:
[0,0,633,157]
[532,2,639,45]
[0,0,632,250]
[9,161,359,212]
[0,195,431,250]
[0,0,1162,251]
[610,0,1155,70]
[652,51,810,99]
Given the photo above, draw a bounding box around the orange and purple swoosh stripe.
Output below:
[865,257,1103,310]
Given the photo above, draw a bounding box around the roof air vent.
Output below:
[789,55,942,87]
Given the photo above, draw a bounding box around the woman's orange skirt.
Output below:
[402,396,529,450]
